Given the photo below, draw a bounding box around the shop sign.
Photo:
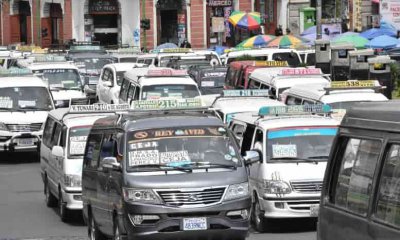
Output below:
[89,0,119,14]
[208,0,232,7]
[381,0,400,30]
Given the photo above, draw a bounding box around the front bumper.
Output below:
[0,132,41,152]
[121,197,251,240]
[261,194,320,218]
[61,188,83,210]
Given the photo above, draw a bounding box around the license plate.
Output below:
[183,217,207,231]
[16,138,34,146]
[310,204,320,217]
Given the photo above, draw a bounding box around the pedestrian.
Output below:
[286,28,291,35]
[275,25,283,36]
[180,40,192,48]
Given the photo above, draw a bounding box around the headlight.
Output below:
[123,188,162,204]
[224,182,249,201]
[64,174,81,188]
[0,122,8,131]
[263,180,291,195]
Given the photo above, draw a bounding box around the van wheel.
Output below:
[251,197,267,233]
[44,177,57,207]
[89,215,106,240]
[59,190,69,222]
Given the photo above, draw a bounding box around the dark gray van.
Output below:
[318,101,400,240]
[82,105,255,240]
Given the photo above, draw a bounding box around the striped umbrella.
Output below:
[236,35,276,48]
[266,35,310,48]
[228,11,261,30]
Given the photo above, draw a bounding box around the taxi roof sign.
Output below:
[34,55,66,62]
[70,45,103,51]
[158,48,193,53]
[259,104,332,116]
[131,98,203,111]
[280,68,322,76]
[330,80,376,88]
[222,90,270,97]
[146,69,187,77]
[69,104,130,113]
[255,61,289,67]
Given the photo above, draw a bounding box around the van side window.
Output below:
[119,78,130,101]
[100,134,116,161]
[133,87,141,100]
[43,118,56,147]
[51,123,62,147]
[241,124,255,154]
[248,79,260,89]
[332,138,381,216]
[84,133,103,169]
[375,144,400,227]
[127,85,136,100]
[59,126,67,147]
[253,129,264,153]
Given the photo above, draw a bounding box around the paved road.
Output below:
[0,153,316,240]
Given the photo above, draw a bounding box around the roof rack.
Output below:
[258,104,332,117]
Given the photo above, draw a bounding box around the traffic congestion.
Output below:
[0,41,399,240]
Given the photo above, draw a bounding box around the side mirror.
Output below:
[101,157,121,171]
[52,146,64,158]
[103,81,113,88]
[243,150,261,165]
[84,76,90,86]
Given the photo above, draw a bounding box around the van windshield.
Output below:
[41,69,82,90]
[0,87,53,111]
[266,127,337,162]
[126,126,241,172]
[68,127,91,157]
[141,84,200,100]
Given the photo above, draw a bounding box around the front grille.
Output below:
[287,200,320,211]
[6,123,42,132]
[157,187,226,207]
[291,180,323,193]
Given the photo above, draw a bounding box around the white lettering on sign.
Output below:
[129,141,158,150]
[223,89,270,97]
[281,68,322,75]
[203,72,226,77]
[70,142,86,155]
[160,151,190,164]
[129,150,159,166]
[272,144,297,158]
[18,100,36,107]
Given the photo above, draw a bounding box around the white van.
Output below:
[229,105,339,232]
[248,67,331,100]
[18,56,87,107]
[225,48,302,67]
[0,69,54,153]
[119,68,201,104]
[40,104,129,221]
[96,63,145,104]
[282,80,388,109]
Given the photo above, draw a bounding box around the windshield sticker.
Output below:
[173,129,206,136]
[203,72,225,78]
[160,150,191,165]
[129,150,159,166]
[70,142,86,155]
[43,69,67,73]
[147,92,162,100]
[50,83,63,88]
[129,141,158,150]
[168,93,183,98]
[130,127,226,141]
[18,100,36,107]
[268,128,338,139]
[134,131,148,139]
[201,81,215,87]
[70,136,87,142]
[272,144,297,158]
[0,97,13,108]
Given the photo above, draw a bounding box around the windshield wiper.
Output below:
[132,164,192,173]
[0,107,12,111]
[307,156,329,160]
[270,157,319,164]
[181,161,237,170]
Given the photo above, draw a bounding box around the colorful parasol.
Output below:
[236,35,276,48]
[331,35,369,49]
[266,35,310,48]
[228,11,261,30]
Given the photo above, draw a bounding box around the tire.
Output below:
[251,197,268,233]
[89,214,107,240]
[44,177,57,207]
[59,190,69,222]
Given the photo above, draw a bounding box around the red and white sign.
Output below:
[147,69,187,77]
[281,68,322,76]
